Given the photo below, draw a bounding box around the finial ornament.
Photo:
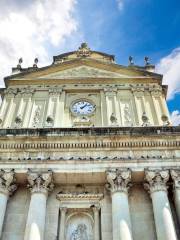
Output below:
[77,42,91,57]
[129,56,134,65]
[144,56,150,65]
[106,168,132,193]
[33,58,38,68]
[17,58,23,69]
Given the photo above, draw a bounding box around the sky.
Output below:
[0,0,179,125]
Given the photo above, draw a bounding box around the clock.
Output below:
[71,100,95,115]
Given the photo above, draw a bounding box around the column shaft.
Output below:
[174,189,180,224]
[145,170,177,240]
[151,191,177,240]
[112,192,133,240]
[0,193,8,237]
[24,193,47,240]
[93,207,100,240]
[59,208,66,240]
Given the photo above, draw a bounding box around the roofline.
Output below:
[53,50,115,62]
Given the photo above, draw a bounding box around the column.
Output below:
[100,90,108,126]
[22,88,35,127]
[0,169,17,238]
[131,87,145,126]
[3,91,16,128]
[104,88,119,126]
[106,168,133,240]
[170,169,180,224]
[92,206,100,240]
[144,169,177,240]
[0,95,7,126]
[59,207,67,240]
[54,89,64,127]
[24,170,54,240]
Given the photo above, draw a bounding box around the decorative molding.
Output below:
[0,139,179,150]
[27,169,54,195]
[49,87,62,96]
[0,169,17,196]
[106,168,132,194]
[57,193,103,202]
[170,169,180,189]
[4,88,17,97]
[144,169,169,194]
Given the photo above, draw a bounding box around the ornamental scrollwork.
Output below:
[106,168,132,193]
[144,169,169,194]
[170,169,180,190]
[27,169,54,195]
[0,169,17,196]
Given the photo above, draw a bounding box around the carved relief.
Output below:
[170,169,180,189]
[32,106,41,127]
[106,168,132,193]
[124,104,132,126]
[49,87,62,96]
[144,169,169,194]
[42,66,126,79]
[66,213,93,240]
[4,88,17,97]
[71,224,88,240]
[14,114,23,128]
[110,113,118,126]
[0,169,17,196]
[27,170,54,194]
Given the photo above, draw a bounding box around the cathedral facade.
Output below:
[0,43,180,240]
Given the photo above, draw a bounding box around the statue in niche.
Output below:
[33,106,41,127]
[141,112,150,126]
[71,224,88,240]
[124,104,132,126]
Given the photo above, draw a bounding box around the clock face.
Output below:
[71,100,95,115]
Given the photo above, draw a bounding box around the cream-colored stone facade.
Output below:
[0,43,180,240]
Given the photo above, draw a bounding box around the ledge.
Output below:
[0,126,180,137]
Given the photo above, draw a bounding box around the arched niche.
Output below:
[65,212,94,240]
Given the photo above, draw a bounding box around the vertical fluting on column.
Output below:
[22,88,35,127]
[106,168,133,240]
[0,169,17,238]
[144,169,177,240]
[59,207,67,240]
[170,169,180,225]
[92,205,100,240]
[24,170,54,240]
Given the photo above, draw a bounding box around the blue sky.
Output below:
[0,0,179,124]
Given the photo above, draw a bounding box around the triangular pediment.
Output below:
[39,66,130,79]
[5,59,162,85]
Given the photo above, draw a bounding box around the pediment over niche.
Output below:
[38,66,131,79]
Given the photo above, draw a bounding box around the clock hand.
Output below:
[80,103,88,109]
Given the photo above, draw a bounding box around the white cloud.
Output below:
[116,0,124,10]
[156,48,180,100]
[170,110,180,126]
[0,0,78,87]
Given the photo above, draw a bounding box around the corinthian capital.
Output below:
[27,170,54,195]
[170,169,180,189]
[106,168,132,194]
[144,169,169,194]
[0,169,17,196]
